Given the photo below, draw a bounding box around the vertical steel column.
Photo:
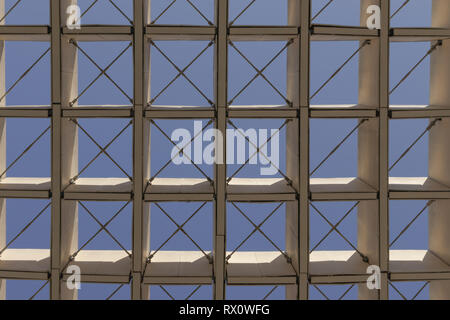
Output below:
[286,0,300,300]
[0,0,5,301]
[299,0,310,300]
[214,0,227,300]
[429,0,450,300]
[59,0,79,300]
[50,0,62,299]
[142,0,151,300]
[132,0,150,300]
[357,0,381,300]
[378,0,390,300]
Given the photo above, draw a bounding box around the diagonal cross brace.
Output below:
[227,119,294,190]
[69,40,133,106]
[227,202,290,263]
[310,201,369,263]
[70,119,133,181]
[150,40,214,106]
[227,119,291,183]
[64,120,133,190]
[149,41,214,106]
[61,201,131,274]
[228,40,293,106]
[310,202,360,253]
[150,119,213,184]
[80,0,133,25]
[146,202,208,261]
[151,0,213,25]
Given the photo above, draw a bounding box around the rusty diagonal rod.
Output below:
[313,285,330,300]
[311,0,336,22]
[0,202,51,256]
[0,47,50,103]
[106,283,126,300]
[390,0,411,19]
[0,125,51,179]
[229,0,257,26]
[310,119,368,176]
[390,200,434,248]
[263,286,279,300]
[390,41,442,95]
[311,40,370,100]
[0,0,23,23]
[28,279,50,301]
[389,118,441,172]
[389,281,410,300]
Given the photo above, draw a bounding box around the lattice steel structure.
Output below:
[0,0,449,300]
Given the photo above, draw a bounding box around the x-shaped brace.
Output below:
[228,40,293,106]
[150,40,214,107]
[151,0,213,25]
[310,201,360,253]
[389,281,429,300]
[81,0,133,25]
[227,202,290,263]
[79,201,131,256]
[149,202,212,264]
[150,119,213,184]
[227,119,292,185]
[227,120,294,190]
[147,120,213,192]
[146,202,209,262]
[313,284,355,300]
[159,285,203,300]
[68,119,133,183]
[310,202,369,263]
[69,40,133,106]
[149,41,214,107]
[62,201,131,273]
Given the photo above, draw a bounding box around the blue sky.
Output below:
[2,0,435,300]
